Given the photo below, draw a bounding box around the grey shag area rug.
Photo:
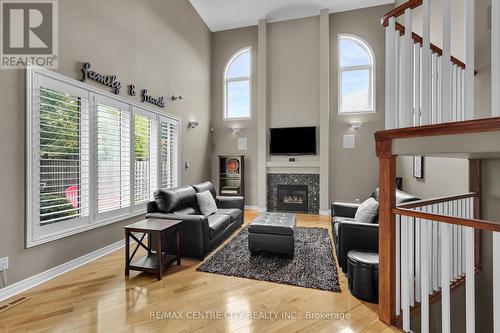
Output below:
[197,227,341,292]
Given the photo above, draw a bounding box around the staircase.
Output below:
[377,0,500,332]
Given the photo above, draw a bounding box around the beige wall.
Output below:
[397,157,469,199]
[211,5,392,205]
[329,5,391,202]
[211,26,259,206]
[0,0,211,285]
[268,17,320,129]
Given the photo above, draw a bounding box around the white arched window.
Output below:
[224,47,251,120]
[338,35,375,114]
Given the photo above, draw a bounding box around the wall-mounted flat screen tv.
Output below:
[269,126,317,155]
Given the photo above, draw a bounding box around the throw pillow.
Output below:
[354,198,379,223]
[196,190,217,216]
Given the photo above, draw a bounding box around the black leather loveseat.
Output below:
[146,181,244,260]
[331,188,419,272]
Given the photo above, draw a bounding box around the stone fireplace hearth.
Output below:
[267,174,319,214]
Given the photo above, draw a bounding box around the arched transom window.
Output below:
[224,47,251,120]
[338,35,375,114]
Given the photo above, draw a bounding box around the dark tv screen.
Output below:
[269,127,317,155]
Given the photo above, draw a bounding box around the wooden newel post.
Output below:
[376,140,397,325]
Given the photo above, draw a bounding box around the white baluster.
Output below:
[441,0,452,123]
[452,65,457,122]
[401,215,411,332]
[441,220,451,333]
[432,205,439,291]
[421,0,432,125]
[415,208,421,303]
[385,17,398,129]
[396,214,401,316]
[437,57,443,124]
[432,53,438,124]
[421,217,431,333]
[492,0,500,117]
[465,198,475,333]
[465,0,475,120]
[414,43,421,126]
[494,231,500,332]
[410,215,415,306]
[401,9,413,128]
[454,201,459,280]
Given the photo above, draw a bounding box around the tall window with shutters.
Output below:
[134,113,158,206]
[38,87,90,226]
[159,117,179,190]
[96,98,130,216]
[338,34,376,114]
[27,67,180,247]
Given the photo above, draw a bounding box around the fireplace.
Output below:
[277,185,308,212]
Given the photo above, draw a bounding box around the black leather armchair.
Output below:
[332,188,419,272]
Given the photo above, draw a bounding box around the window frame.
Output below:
[223,46,252,121]
[338,34,376,115]
[26,65,181,247]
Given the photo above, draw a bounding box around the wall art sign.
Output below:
[81,62,122,94]
[80,62,166,108]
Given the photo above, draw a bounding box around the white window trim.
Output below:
[26,65,182,248]
[223,46,252,121]
[338,34,376,115]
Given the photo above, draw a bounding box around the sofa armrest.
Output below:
[145,213,209,259]
[147,201,158,213]
[337,221,378,272]
[216,196,244,212]
[331,202,360,219]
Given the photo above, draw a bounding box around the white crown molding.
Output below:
[0,240,124,302]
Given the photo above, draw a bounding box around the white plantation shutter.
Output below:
[27,67,180,247]
[38,86,90,225]
[134,111,158,205]
[159,117,179,189]
[96,98,131,215]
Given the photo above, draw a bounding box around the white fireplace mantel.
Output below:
[266,161,320,174]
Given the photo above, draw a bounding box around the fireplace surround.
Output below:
[267,173,319,214]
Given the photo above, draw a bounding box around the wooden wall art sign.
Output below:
[80,62,166,108]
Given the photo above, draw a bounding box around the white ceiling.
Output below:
[190,0,395,32]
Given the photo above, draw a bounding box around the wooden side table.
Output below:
[124,219,182,280]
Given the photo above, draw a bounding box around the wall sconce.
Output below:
[188,121,199,129]
[171,95,183,102]
[231,127,242,135]
[349,122,363,129]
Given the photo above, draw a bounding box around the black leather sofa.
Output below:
[331,188,419,272]
[146,181,244,260]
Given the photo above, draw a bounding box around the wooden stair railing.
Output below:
[375,118,500,332]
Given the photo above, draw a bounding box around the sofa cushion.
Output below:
[154,186,197,213]
[196,191,217,216]
[192,181,217,199]
[207,214,231,239]
[217,208,242,222]
[354,198,379,224]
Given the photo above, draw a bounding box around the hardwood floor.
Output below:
[0,211,399,333]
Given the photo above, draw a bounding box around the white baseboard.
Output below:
[0,239,124,302]
[257,207,267,212]
[244,205,259,211]
[319,209,331,216]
